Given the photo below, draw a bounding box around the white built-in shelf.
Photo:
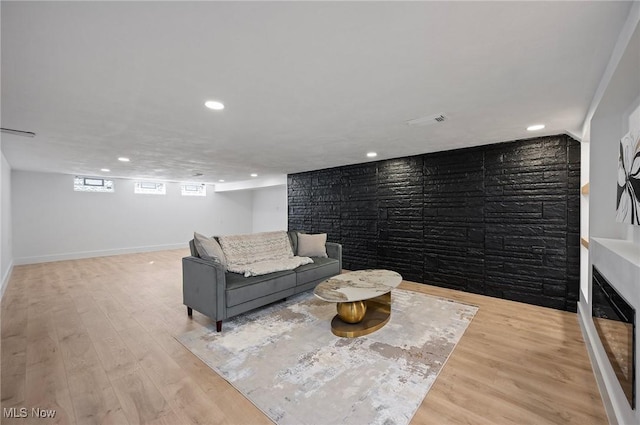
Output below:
[581,182,590,195]
[581,237,589,249]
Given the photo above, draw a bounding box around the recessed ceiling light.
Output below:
[250,173,258,177]
[218,179,225,183]
[118,157,130,162]
[527,124,545,131]
[367,152,378,158]
[205,100,224,110]
[101,168,110,172]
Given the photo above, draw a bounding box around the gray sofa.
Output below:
[182,231,342,332]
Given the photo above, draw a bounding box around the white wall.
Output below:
[0,0,6,299]
[251,185,288,233]
[590,31,640,241]
[1,151,13,297]
[11,171,253,264]
[579,4,640,425]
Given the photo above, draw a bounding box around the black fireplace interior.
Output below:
[592,266,636,409]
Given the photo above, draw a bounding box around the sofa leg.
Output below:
[216,321,222,332]
[187,307,193,317]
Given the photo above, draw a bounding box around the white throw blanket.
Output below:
[218,231,313,277]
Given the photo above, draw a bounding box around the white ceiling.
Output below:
[0,1,633,184]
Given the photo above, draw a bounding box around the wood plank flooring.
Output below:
[1,249,608,424]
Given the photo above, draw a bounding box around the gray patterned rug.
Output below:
[177,289,477,425]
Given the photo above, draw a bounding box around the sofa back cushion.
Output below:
[218,231,294,270]
[193,232,228,270]
[287,230,306,255]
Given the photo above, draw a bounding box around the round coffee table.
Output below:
[313,269,402,337]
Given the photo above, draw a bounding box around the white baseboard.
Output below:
[13,243,187,266]
[0,260,13,300]
[577,302,618,425]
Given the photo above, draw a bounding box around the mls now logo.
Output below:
[2,408,27,418]
[3,407,56,418]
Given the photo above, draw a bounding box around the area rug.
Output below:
[177,289,478,425]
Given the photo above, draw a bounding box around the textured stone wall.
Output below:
[288,135,580,311]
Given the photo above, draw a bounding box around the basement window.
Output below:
[181,183,206,197]
[134,181,166,195]
[74,176,114,193]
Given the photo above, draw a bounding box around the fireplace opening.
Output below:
[592,266,636,409]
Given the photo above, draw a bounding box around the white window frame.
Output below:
[181,183,207,197]
[74,176,114,193]
[134,181,166,195]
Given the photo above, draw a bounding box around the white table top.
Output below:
[314,269,403,302]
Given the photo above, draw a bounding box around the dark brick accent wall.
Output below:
[288,135,581,312]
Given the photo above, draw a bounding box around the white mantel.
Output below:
[592,238,640,307]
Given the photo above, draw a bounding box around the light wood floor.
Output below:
[1,249,608,425]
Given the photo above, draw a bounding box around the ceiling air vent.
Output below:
[406,113,447,127]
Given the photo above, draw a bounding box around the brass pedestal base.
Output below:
[336,300,367,323]
[331,293,391,338]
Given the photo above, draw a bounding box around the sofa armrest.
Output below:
[182,256,226,321]
[325,242,342,272]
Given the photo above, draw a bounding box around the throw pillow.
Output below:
[296,232,328,258]
[193,232,228,269]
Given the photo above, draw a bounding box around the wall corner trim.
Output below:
[564,129,583,143]
[1,261,14,300]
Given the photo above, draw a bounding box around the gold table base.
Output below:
[331,292,391,338]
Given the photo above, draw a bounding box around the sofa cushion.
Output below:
[287,230,306,255]
[193,232,227,269]
[294,257,340,286]
[297,233,328,257]
[225,270,296,307]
